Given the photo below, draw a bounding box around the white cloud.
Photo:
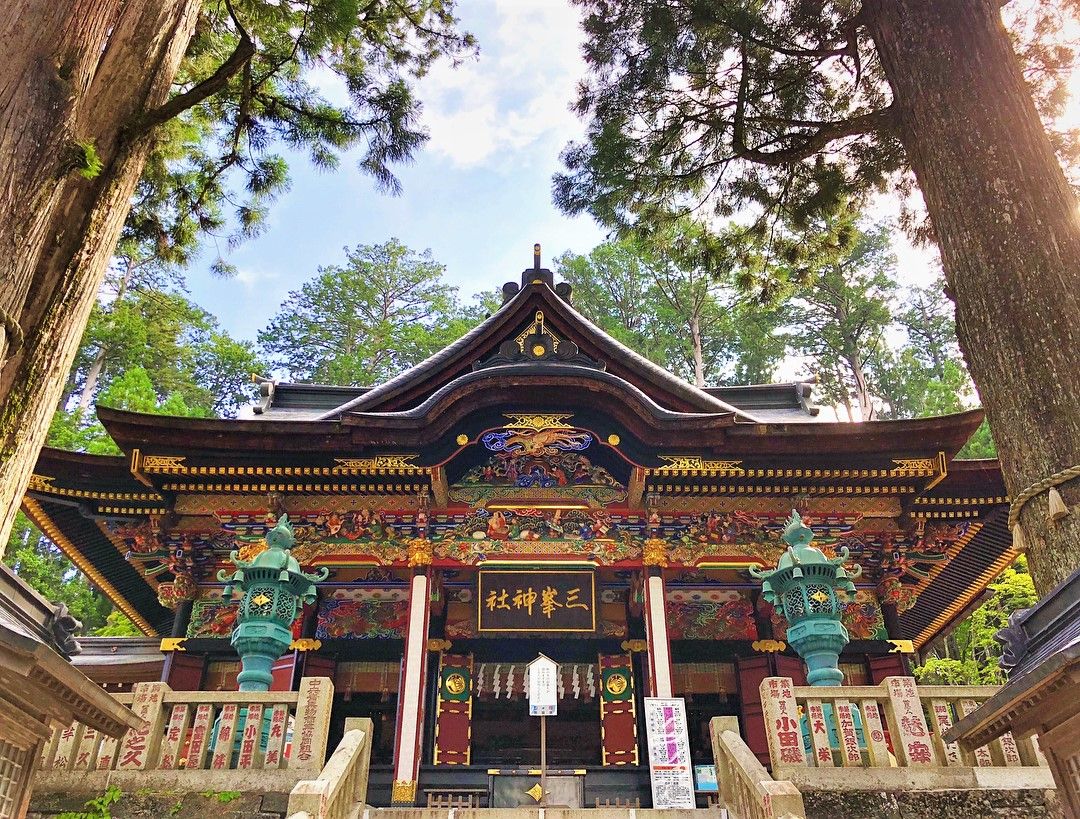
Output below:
[234,267,278,289]
[418,0,587,168]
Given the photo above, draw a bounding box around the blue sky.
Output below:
[189,0,605,343]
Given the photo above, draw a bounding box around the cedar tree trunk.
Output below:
[0,0,202,555]
[868,0,1080,595]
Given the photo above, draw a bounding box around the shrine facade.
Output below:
[22,259,1017,807]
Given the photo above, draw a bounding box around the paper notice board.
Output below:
[643,697,695,809]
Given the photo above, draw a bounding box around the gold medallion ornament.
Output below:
[605,672,628,696]
[251,593,272,607]
[444,673,467,696]
[407,537,433,567]
[642,538,669,567]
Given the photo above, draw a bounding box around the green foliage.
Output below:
[73,140,103,180]
[258,239,483,384]
[57,785,122,818]
[785,220,897,420]
[201,791,242,804]
[95,609,142,637]
[556,230,788,387]
[126,0,476,269]
[555,0,1080,288]
[914,557,1036,685]
[4,512,112,633]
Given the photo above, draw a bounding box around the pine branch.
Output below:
[135,33,256,135]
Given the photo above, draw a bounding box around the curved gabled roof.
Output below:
[314,274,756,420]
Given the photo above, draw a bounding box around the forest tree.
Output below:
[556,0,1080,595]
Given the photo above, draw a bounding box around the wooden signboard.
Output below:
[433,653,473,765]
[478,569,595,633]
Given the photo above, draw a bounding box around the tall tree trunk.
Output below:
[78,346,107,410]
[689,314,705,387]
[0,0,201,556]
[868,0,1080,596]
[847,350,875,421]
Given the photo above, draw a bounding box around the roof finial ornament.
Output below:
[533,243,541,270]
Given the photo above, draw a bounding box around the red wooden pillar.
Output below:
[161,652,205,690]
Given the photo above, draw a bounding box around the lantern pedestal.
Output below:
[787,619,849,687]
[233,621,294,692]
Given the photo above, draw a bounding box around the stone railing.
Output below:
[759,676,1054,792]
[710,716,806,819]
[36,677,334,795]
[286,717,373,819]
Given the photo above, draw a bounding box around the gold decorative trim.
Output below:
[407,538,433,567]
[391,779,417,805]
[24,472,163,504]
[912,495,1009,506]
[911,543,1019,650]
[642,538,669,567]
[646,483,917,496]
[607,434,621,446]
[891,457,937,474]
[142,454,187,471]
[160,638,187,652]
[503,412,573,431]
[290,638,322,652]
[22,497,157,636]
[27,474,55,492]
[887,640,914,654]
[334,455,423,472]
[752,640,787,653]
[161,481,426,494]
[514,310,561,352]
[427,638,452,652]
[651,456,745,474]
[455,434,469,446]
[620,639,648,653]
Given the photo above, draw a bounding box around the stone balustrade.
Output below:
[35,677,334,796]
[286,717,373,819]
[710,716,806,819]
[759,676,1055,793]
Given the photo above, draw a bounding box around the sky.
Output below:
[189,0,606,343]
[182,0,975,348]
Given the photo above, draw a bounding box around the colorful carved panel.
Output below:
[450,424,627,505]
[598,654,638,765]
[218,509,414,565]
[432,509,641,565]
[315,589,409,639]
[433,654,473,765]
[187,591,302,639]
[665,589,757,641]
[841,589,887,640]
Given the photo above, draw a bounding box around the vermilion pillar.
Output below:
[391,563,432,806]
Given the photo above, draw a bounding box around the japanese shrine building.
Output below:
[21,258,1017,806]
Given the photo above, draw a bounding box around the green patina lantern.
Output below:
[218,514,328,692]
[751,510,862,686]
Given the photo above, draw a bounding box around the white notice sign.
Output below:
[527,654,558,716]
[644,697,695,809]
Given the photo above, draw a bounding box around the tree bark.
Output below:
[0,0,202,555]
[868,0,1080,595]
[689,313,705,388]
[78,346,106,411]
